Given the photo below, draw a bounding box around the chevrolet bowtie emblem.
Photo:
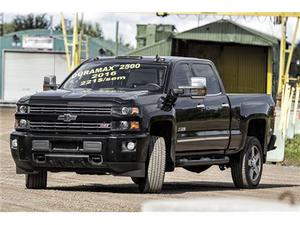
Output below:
[57,113,77,122]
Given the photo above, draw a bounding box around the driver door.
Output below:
[173,62,209,151]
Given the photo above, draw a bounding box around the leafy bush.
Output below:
[283,134,300,166]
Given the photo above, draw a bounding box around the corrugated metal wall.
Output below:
[221,45,267,93]
[173,40,268,93]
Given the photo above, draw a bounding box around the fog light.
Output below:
[11,139,18,149]
[122,140,136,152]
[127,141,136,150]
[19,119,28,128]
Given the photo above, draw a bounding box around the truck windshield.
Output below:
[61,62,167,91]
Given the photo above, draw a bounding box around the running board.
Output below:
[176,156,230,167]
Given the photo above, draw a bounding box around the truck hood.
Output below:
[22,89,153,103]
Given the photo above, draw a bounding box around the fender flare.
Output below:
[148,115,177,171]
[239,115,270,154]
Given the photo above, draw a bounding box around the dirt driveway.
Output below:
[1,107,299,211]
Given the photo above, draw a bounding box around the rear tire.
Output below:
[231,136,263,188]
[25,171,47,189]
[138,136,166,193]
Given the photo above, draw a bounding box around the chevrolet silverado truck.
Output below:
[10,56,276,193]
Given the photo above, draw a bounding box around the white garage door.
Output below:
[3,51,68,102]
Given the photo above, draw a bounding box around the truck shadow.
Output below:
[47,181,299,194]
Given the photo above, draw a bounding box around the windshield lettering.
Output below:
[62,62,166,91]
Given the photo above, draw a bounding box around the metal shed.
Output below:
[129,20,281,96]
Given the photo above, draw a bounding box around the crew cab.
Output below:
[10,56,276,193]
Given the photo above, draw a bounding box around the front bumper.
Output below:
[10,131,150,177]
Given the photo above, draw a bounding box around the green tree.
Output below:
[81,22,103,39]
[2,23,15,35]
[12,13,50,31]
[55,21,104,39]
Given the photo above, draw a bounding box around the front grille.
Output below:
[28,104,112,133]
[30,105,111,115]
[30,121,111,133]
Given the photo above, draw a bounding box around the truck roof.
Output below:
[89,56,213,64]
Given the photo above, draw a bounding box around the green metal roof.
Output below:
[89,38,131,56]
[129,19,280,56]
[174,19,279,46]
[2,29,62,37]
[0,29,131,55]
[128,38,172,56]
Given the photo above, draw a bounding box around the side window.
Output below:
[191,64,221,94]
[174,63,193,87]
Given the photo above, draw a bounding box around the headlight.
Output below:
[17,105,29,114]
[112,107,140,116]
[119,121,129,130]
[15,119,29,130]
[11,139,18,149]
[112,121,140,130]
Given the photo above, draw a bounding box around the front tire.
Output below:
[138,136,166,193]
[25,171,47,189]
[231,136,263,188]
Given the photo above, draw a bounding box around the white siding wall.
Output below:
[3,51,68,102]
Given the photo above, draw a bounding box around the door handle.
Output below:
[197,103,206,109]
[221,103,229,108]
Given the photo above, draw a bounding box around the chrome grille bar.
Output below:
[29,121,111,132]
[29,106,111,115]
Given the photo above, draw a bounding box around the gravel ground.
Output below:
[1,107,300,211]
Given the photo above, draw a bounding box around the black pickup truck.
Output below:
[10,56,276,193]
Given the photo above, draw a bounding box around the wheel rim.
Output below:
[247,146,261,182]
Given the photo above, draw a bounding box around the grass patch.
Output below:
[282,134,300,166]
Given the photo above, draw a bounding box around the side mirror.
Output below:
[179,77,207,97]
[43,75,57,91]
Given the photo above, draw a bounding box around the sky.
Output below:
[3,12,300,48]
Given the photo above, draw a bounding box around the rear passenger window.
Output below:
[174,63,193,87]
[191,64,221,94]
